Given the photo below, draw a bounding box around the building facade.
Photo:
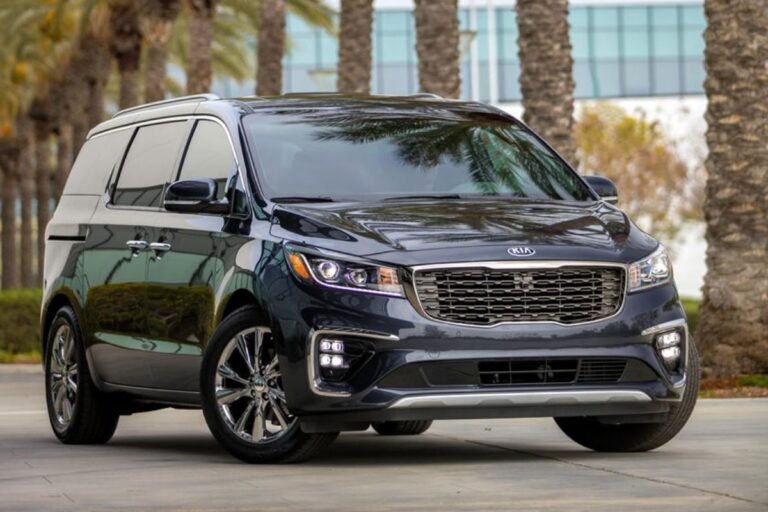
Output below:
[219,0,706,105]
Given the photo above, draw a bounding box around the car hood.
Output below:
[269,199,658,266]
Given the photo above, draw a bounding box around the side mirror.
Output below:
[584,175,618,205]
[163,178,230,214]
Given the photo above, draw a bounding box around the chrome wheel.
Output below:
[48,324,78,429]
[215,327,295,444]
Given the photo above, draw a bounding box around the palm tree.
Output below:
[0,137,20,289]
[186,0,219,94]
[109,0,142,109]
[337,0,373,94]
[140,0,182,102]
[30,94,53,283]
[515,0,578,165]
[413,0,460,98]
[256,0,286,96]
[696,0,768,376]
[16,115,35,288]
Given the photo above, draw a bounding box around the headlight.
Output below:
[628,246,672,291]
[285,246,404,297]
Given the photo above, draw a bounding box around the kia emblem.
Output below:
[507,246,536,257]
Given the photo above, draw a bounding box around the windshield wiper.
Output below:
[271,196,335,203]
[383,194,462,201]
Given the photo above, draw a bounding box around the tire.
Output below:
[555,339,700,452]
[372,420,433,436]
[200,306,338,463]
[44,306,119,444]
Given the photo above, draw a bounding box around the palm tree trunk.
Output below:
[55,123,73,201]
[256,0,286,96]
[187,0,218,94]
[696,0,768,376]
[109,0,142,109]
[337,0,373,94]
[33,119,51,284]
[516,0,578,166]
[145,42,169,102]
[0,139,21,289]
[413,0,460,98]
[81,33,111,128]
[18,117,35,288]
[140,0,181,102]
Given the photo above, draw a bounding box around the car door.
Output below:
[84,120,190,387]
[142,118,244,390]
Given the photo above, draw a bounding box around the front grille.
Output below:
[414,265,625,325]
[478,358,628,386]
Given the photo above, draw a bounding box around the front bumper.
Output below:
[265,265,689,425]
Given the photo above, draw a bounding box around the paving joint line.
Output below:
[434,433,768,508]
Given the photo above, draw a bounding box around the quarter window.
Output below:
[177,120,237,201]
[112,121,188,208]
[63,129,132,196]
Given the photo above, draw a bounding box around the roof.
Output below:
[89,92,512,138]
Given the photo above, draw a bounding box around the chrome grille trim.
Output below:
[410,261,627,327]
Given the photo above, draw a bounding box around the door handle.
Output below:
[149,242,172,252]
[126,240,149,255]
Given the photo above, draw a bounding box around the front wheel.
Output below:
[555,340,700,452]
[200,306,338,463]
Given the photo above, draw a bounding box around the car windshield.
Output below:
[243,108,594,202]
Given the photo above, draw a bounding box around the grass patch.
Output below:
[0,350,41,364]
[680,297,699,334]
[737,374,768,388]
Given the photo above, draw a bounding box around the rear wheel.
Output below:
[555,340,699,452]
[44,306,119,444]
[372,420,433,436]
[201,306,338,463]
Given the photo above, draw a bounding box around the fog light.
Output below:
[319,339,344,353]
[652,327,684,372]
[660,346,681,371]
[656,331,681,349]
[314,335,371,383]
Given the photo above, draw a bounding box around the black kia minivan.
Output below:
[42,93,697,463]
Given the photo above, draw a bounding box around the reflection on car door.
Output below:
[84,120,190,387]
[142,119,239,390]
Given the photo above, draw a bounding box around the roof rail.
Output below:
[408,93,443,100]
[112,93,220,118]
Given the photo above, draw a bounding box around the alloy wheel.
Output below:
[49,323,79,429]
[214,327,296,443]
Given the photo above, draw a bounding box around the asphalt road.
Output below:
[1,365,766,512]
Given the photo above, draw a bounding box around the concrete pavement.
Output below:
[0,365,766,511]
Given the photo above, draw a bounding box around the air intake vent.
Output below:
[577,359,628,383]
[414,266,625,326]
[478,358,627,387]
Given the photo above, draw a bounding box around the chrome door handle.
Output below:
[126,240,149,251]
[149,242,172,252]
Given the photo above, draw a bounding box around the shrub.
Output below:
[0,289,42,354]
[681,297,700,335]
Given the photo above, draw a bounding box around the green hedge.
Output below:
[681,297,700,335]
[0,289,42,355]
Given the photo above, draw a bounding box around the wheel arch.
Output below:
[41,290,83,357]
[217,289,269,326]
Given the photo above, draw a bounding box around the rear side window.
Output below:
[112,121,188,208]
[63,129,132,196]
[177,120,236,200]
